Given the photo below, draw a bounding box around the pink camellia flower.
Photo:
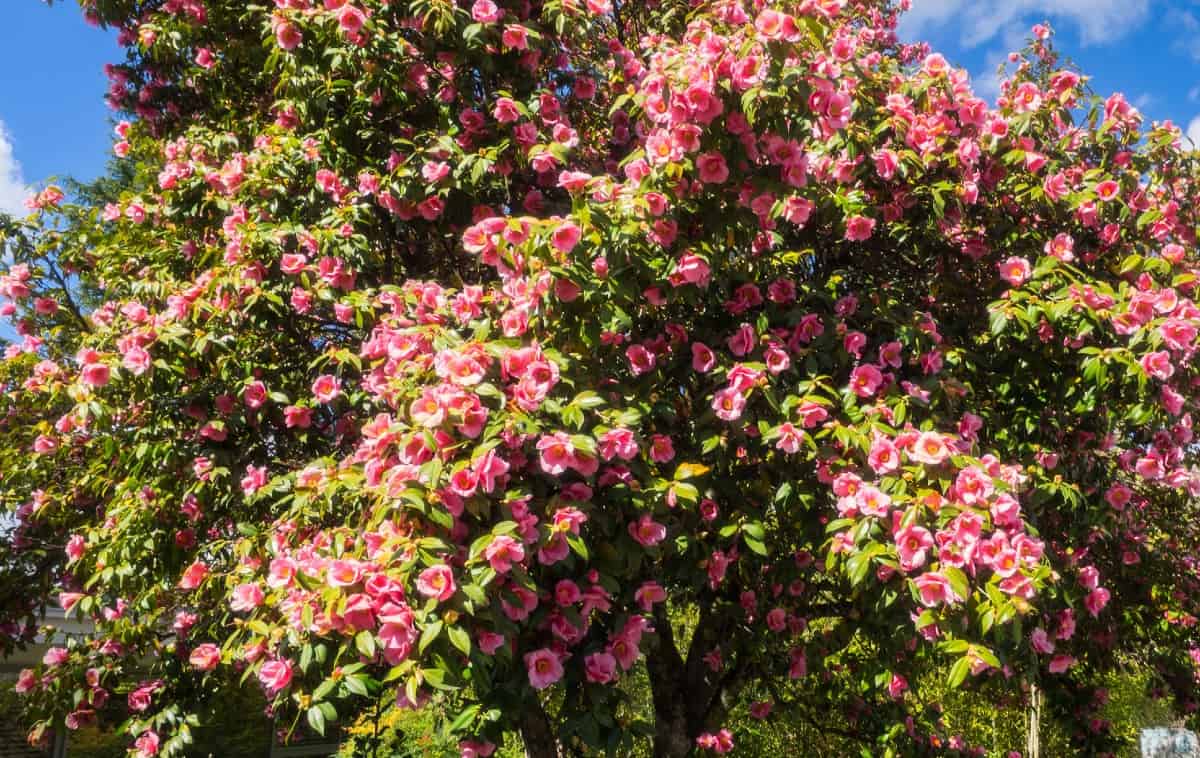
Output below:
[1140,351,1174,381]
[1105,484,1132,511]
[998,257,1031,287]
[1044,232,1074,261]
[672,253,712,288]
[634,581,667,612]
[1078,565,1100,590]
[598,427,638,461]
[1085,586,1111,617]
[257,658,293,694]
[536,431,575,475]
[127,682,159,712]
[59,592,85,612]
[868,437,899,474]
[712,386,747,421]
[326,559,363,587]
[848,364,883,398]
[493,97,520,123]
[775,422,804,453]
[275,22,302,50]
[178,561,209,590]
[32,435,58,454]
[14,669,36,694]
[189,643,221,671]
[843,331,867,358]
[66,534,86,562]
[625,344,656,376]
[692,342,716,372]
[284,405,313,428]
[695,729,734,754]
[888,674,908,699]
[909,431,951,465]
[279,253,307,274]
[312,374,340,403]
[478,631,506,655]
[501,24,529,50]
[1048,654,1075,674]
[195,48,215,69]
[584,651,618,683]
[1031,627,1055,655]
[243,380,268,409]
[525,648,564,689]
[416,564,456,602]
[134,730,160,758]
[856,485,891,517]
[1056,609,1077,641]
[122,346,151,375]
[649,434,675,463]
[230,583,264,612]
[81,362,111,388]
[552,221,582,254]
[471,0,501,24]
[912,571,962,607]
[422,161,450,183]
[484,535,525,573]
[459,740,497,758]
[241,465,268,496]
[844,214,876,241]
[554,579,581,606]
[895,525,934,572]
[337,4,367,36]
[43,647,69,667]
[696,152,729,184]
[629,513,667,547]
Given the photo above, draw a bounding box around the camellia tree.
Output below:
[4,0,1200,756]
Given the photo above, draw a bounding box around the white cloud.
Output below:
[1186,115,1200,148]
[0,120,30,217]
[900,0,1151,49]
[971,51,1008,103]
[1167,9,1200,60]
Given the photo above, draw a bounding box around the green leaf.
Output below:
[445,704,481,736]
[419,620,444,653]
[447,625,471,655]
[988,308,1009,336]
[306,705,326,736]
[566,533,590,560]
[313,678,336,702]
[744,535,768,556]
[355,630,376,659]
[947,656,971,689]
[943,566,970,604]
[344,675,369,697]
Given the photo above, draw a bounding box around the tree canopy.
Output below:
[4,1,1200,756]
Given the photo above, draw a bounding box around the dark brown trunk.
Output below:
[646,602,750,758]
[646,637,694,758]
[518,698,564,758]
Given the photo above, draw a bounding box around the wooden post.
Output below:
[1026,683,1041,758]
[50,729,67,758]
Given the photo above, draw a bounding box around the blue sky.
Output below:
[0,1,115,214]
[0,1,1198,216]
[899,0,1200,139]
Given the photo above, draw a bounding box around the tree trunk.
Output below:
[646,635,694,758]
[518,698,564,758]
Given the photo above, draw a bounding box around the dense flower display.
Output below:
[3,0,1200,756]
